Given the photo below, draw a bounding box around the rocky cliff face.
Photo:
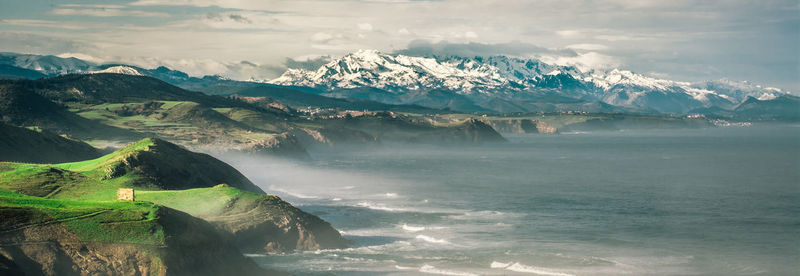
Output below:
[135,185,351,254]
[433,119,507,143]
[480,119,558,134]
[207,191,350,253]
[242,132,311,159]
[290,127,379,150]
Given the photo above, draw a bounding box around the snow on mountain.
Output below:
[91,65,143,76]
[270,50,788,113]
[0,52,94,76]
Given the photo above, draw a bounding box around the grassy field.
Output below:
[0,188,165,245]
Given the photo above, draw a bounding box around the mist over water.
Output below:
[219,125,800,276]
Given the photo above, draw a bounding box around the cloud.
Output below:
[539,52,622,72]
[59,4,127,9]
[395,40,576,58]
[285,55,332,70]
[196,11,279,29]
[357,23,373,31]
[555,30,581,37]
[0,32,95,55]
[228,14,252,24]
[0,19,90,30]
[310,32,342,43]
[129,0,220,7]
[55,53,106,64]
[49,8,170,17]
[566,44,609,51]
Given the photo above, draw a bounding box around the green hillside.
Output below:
[0,137,347,252]
[0,189,272,276]
[0,137,263,198]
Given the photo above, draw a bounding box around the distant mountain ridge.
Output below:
[269,50,790,114]
[0,51,795,116]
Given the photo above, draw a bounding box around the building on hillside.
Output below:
[117,188,135,201]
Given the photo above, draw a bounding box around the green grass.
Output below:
[57,138,155,172]
[0,139,164,201]
[136,185,267,217]
[0,188,165,245]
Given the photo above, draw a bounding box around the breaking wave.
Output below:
[491,261,575,276]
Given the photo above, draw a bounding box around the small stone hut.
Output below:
[117,188,135,201]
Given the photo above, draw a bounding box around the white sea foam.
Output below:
[395,265,415,270]
[385,192,399,198]
[243,253,269,257]
[490,261,512,268]
[490,261,575,276]
[356,201,406,212]
[416,235,449,244]
[402,224,426,232]
[419,265,479,276]
[449,210,523,220]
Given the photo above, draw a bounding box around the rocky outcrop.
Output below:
[480,119,558,134]
[559,116,712,132]
[428,118,507,143]
[241,132,311,159]
[136,185,350,254]
[290,127,378,150]
[207,189,349,253]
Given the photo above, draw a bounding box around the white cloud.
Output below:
[50,8,170,17]
[555,30,581,37]
[310,32,339,43]
[55,53,106,64]
[357,23,374,31]
[566,44,609,51]
[130,0,220,7]
[539,52,622,72]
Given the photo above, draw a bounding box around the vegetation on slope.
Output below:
[0,137,348,254]
[0,82,138,140]
[0,122,101,163]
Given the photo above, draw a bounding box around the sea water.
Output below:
[223,124,800,275]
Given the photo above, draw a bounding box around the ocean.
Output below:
[222,124,800,276]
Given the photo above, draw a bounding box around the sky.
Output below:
[0,0,798,91]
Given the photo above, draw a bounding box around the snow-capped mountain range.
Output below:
[269,50,789,113]
[0,51,792,114]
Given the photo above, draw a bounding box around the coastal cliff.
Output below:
[0,190,276,276]
[480,119,558,134]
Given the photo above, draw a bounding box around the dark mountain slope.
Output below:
[2,74,248,108]
[0,123,101,163]
[734,95,800,120]
[0,83,138,139]
[235,85,437,112]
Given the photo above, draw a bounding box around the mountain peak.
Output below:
[91,65,143,76]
